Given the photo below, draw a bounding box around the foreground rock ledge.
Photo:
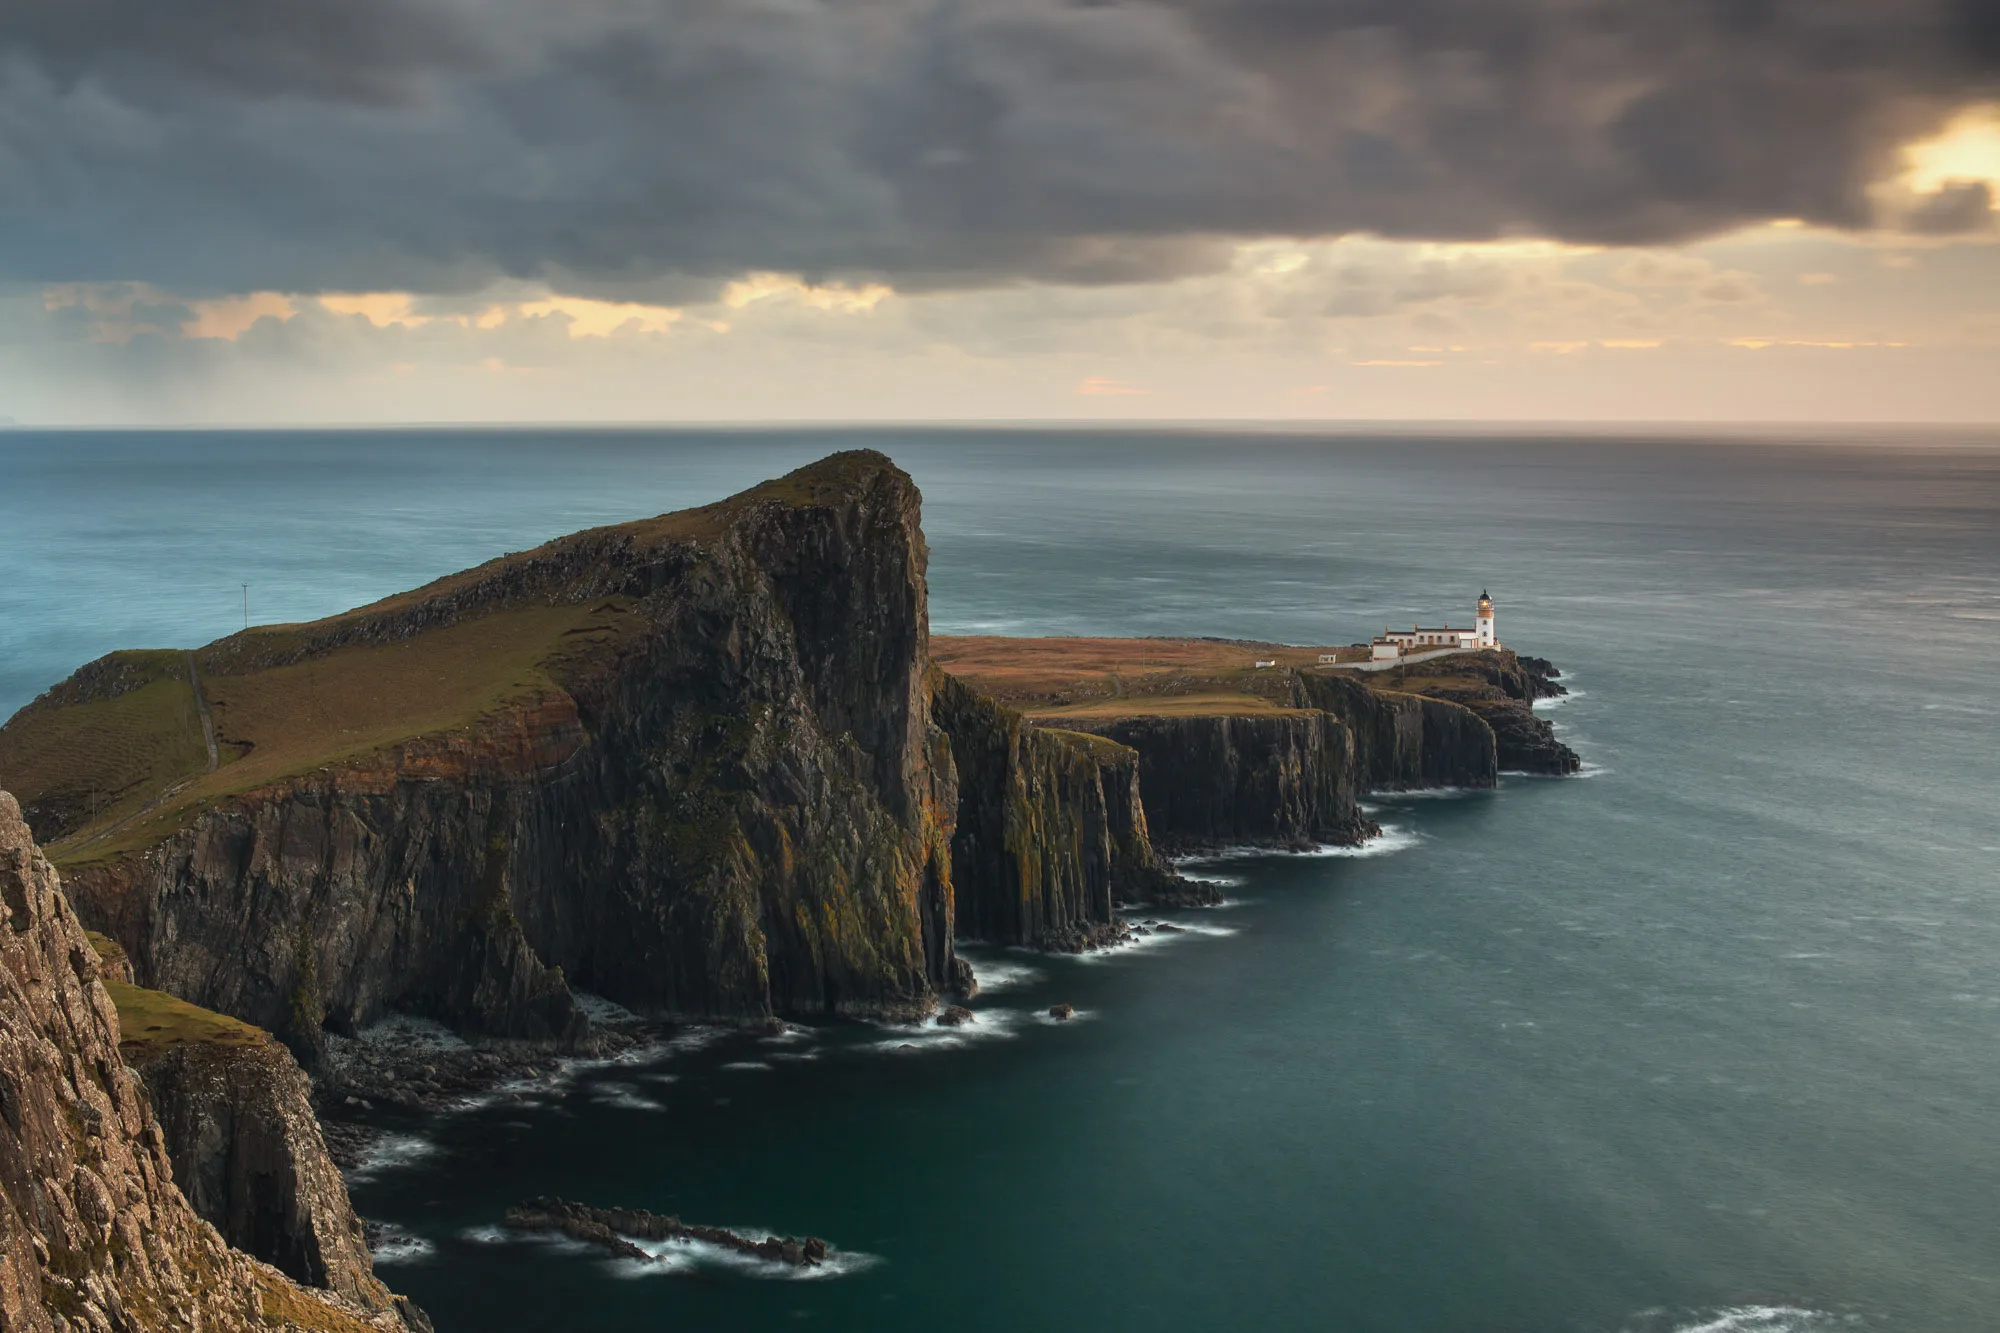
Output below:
[0,788,426,1333]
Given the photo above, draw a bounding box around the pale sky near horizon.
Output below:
[4,1,1998,425]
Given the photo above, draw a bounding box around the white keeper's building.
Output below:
[1370,592,1498,661]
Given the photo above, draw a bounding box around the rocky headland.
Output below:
[0,450,1579,1319]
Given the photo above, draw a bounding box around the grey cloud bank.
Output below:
[3,0,1996,296]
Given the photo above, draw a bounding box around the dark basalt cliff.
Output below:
[33,452,959,1059]
[0,790,417,1333]
[1063,711,1376,853]
[1295,675,1500,791]
[1370,653,1580,775]
[931,671,1184,949]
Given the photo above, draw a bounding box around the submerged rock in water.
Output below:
[503,1197,828,1268]
[1048,1003,1075,1020]
[936,1005,976,1027]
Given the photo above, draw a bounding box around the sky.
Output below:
[3,0,1998,425]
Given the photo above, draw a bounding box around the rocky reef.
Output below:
[502,1197,829,1270]
[0,789,420,1332]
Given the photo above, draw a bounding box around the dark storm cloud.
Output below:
[0,0,1993,294]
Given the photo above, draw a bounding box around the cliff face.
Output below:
[931,672,1180,949]
[41,452,959,1054]
[1363,652,1580,776]
[1294,675,1500,791]
[1063,711,1375,852]
[134,1039,387,1312]
[0,790,414,1333]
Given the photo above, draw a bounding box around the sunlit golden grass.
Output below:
[933,635,1349,718]
[24,600,637,867]
[103,979,271,1062]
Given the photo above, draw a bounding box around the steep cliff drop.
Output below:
[0,790,423,1333]
[4,452,961,1058]
[931,670,1191,951]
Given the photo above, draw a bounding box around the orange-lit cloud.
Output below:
[515,296,682,338]
[721,273,892,313]
[182,292,296,340]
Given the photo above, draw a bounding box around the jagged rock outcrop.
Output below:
[31,452,959,1053]
[134,1038,388,1310]
[931,672,1186,948]
[0,789,418,1333]
[1063,711,1377,852]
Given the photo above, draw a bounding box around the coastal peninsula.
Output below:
[0,450,1576,1326]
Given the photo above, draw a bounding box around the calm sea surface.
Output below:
[4,427,1999,1333]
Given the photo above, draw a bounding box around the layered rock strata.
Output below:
[0,789,417,1333]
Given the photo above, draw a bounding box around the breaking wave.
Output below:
[610,1231,882,1281]
[345,1133,439,1184]
[1622,1306,1863,1333]
[368,1223,435,1265]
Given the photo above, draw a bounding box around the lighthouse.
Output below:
[1475,591,1496,649]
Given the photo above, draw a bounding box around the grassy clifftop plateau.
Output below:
[0,452,895,866]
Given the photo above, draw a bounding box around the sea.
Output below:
[3,425,1998,1333]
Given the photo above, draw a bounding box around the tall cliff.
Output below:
[8,452,959,1056]
[931,671,1180,948]
[1294,675,1500,791]
[1061,711,1375,853]
[0,790,415,1333]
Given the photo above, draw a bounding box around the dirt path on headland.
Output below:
[186,651,219,772]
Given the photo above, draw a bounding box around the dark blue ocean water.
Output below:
[4,427,1999,1333]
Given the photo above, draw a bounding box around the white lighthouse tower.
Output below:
[1475,590,1496,649]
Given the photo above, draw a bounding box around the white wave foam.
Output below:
[640,1072,681,1084]
[867,1007,1028,1053]
[611,1232,882,1281]
[1073,918,1239,964]
[1173,870,1244,887]
[1032,1007,1095,1026]
[460,1225,511,1244]
[1369,786,1483,802]
[1624,1306,1861,1333]
[1532,690,1585,710]
[721,1060,773,1072]
[1177,825,1422,861]
[368,1223,435,1265]
[960,957,1044,992]
[757,1024,816,1045]
[346,1133,439,1184]
[590,1081,665,1111]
